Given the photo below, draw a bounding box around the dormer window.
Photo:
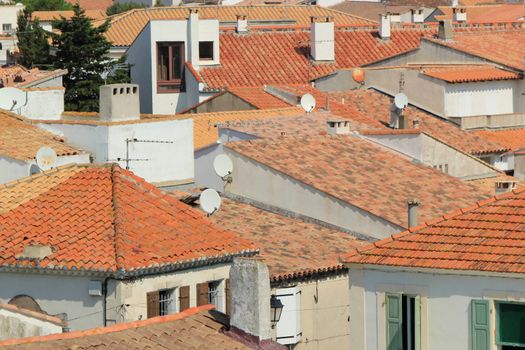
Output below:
[199,41,214,61]
[157,42,185,93]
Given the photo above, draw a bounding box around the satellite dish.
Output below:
[300,94,316,113]
[199,189,222,215]
[0,87,27,111]
[213,154,233,178]
[394,93,408,110]
[35,147,57,171]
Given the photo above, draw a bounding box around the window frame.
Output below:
[159,288,178,316]
[2,23,12,33]
[156,41,185,93]
[495,301,525,347]
[198,41,214,61]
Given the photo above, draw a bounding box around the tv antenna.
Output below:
[199,188,222,216]
[35,146,57,171]
[109,138,174,170]
[213,154,233,183]
[0,87,27,111]
[300,94,316,113]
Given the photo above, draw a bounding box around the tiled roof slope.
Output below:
[0,305,251,349]
[475,128,525,152]
[436,4,525,23]
[0,110,82,160]
[228,87,292,109]
[31,10,107,21]
[0,65,66,88]
[198,29,427,88]
[65,0,112,11]
[344,186,525,274]
[330,2,421,22]
[327,89,508,154]
[207,197,368,282]
[0,164,256,274]
[421,65,521,83]
[104,5,374,47]
[226,136,493,228]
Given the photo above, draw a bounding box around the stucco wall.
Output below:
[0,307,63,340]
[348,266,525,350]
[19,89,64,120]
[195,143,225,192]
[187,93,256,113]
[0,4,23,32]
[127,23,153,114]
[224,148,402,239]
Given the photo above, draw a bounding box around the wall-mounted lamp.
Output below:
[270,294,284,328]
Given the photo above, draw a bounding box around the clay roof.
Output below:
[226,136,493,229]
[0,164,256,275]
[475,128,525,152]
[0,303,65,327]
[466,174,523,196]
[0,65,67,88]
[31,9,107,22]
[436,4,525,22]
[327,89,509,155]
[0,305,251,349]
[104,5,375,47]
[65,0,113,11]
[330,2,424,22]
[203,197,369,282]
[344,186,525,275]
[421,65,521,83]
[0,110,82,160]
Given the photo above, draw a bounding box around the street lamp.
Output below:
[270,295,284,328]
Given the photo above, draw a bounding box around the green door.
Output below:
[471,299,490,350]
[386,293,403,350]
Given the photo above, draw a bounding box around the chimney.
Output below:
[451,0,459,7]
[514,150,525,180]
[379,14,391,40]
[310,16,335,61]
[411,9,424,23]
[229,258,272,342]
[438,19,453,41]
[236,14,248,33]
[453,7,467,22]
[327,119,350,135]
[407,200,420,228]
[389,12,401,26]
[99,84,140,121]
[188,8,199,65]
[495,181,517,195]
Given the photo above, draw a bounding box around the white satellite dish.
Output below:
[199,189,222,215]
[300,94,316,113]
[35,147,57,171]
[213,154,233,178]
[394,93,409,110]
[0,87,27,111]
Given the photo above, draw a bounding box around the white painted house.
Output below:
[344,186,525,350]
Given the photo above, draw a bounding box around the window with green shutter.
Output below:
[386,293,403,350]
[496,302,525,348]
[386,293,422,350]
[471,299,490,350]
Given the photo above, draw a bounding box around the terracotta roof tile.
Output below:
[436,4,525,23]
[65,0,112,11]
[228,87,292,109]
[421,65,521,83]
[0,110,83,160]
[0,164,256,274]
[0,305,251,349]
[226,136,493,229]
[475,128,525,152]
[0,65,66,88]
[104,5,374,47]
[0,303,65,326]
[344,187,525,275]
[31,10,107,21]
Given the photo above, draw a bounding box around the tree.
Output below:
[106,2,146,16]
[16,10,50,68]
[52,4,128,111]
[21,0,72,12]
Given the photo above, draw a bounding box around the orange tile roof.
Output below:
[104,5,375,47]
[344,186,525,275]
[228,87,292,109]
[31,9,107,22]
[0,110,82,160]
[0,65,67,88]
[65,0,113,11]
[0,303,65,327]
[327,89,509,155]
[475,128,525,152]
[226,136,493,229]
[421,65,521,83]
[436,4,525,23]
[207,197,369,282]
[0,164,256,274]
[0,305,251,349]
[466,174,523,196]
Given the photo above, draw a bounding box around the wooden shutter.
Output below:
[471,299,490,350]
[197,282,209,306]
[225,279,231,316]
[146,291,160,319]
[386,293,402,350]
[179,286,190,311]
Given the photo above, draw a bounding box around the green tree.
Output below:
[106,2,146,16]
[52,4,127,111]
[21,0,72,12]
[16,10,50,68]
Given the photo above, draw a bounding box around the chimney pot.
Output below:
[407,199,420,228]
[411,9,424,23]
[438,19,453,41]
[236,14,248,33]
[379,14,391,40]
[327,119,350,135]
[99,84,140,121]
[310,16,334,61]
[453,7,467,22]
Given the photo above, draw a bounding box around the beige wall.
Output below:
[186,92,256,114]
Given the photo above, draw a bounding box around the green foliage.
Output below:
[52,4,128,111]
[106,2,146,16]
[16,10,51,68]
[21,0,72,12]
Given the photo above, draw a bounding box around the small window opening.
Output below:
[199,41,214,61]
[113,88,117,95]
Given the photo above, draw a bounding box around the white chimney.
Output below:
[310,16,335,62]
[99,84,140,122]
[453,7,467,22]
[327,119,350,135]
[411,9,424,23]
[495,181,517,195]
[379,14,391,40]
[438,19,453,41]
[188,9,199,65]
[451,0,459,7]
[236,14,248,33]
[389,13,401,25]
[407,199,420,228]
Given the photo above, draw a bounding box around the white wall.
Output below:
[0,306,63,340]
[0,37,16,64]
[18,89,64,120]
[0,4,23,34]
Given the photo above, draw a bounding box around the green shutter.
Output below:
[414,296,421,350]
[471,299,490,350]
[386,293,403,350]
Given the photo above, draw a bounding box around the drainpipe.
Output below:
[102,276,112,327]
[407,199,420,228]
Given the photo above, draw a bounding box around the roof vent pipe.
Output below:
[438,19,453,41]
[310,16,334,61]
[236,14,248,33]
[407,199,420,228]
[379,14,391,40]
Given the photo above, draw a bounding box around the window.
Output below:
[199,41,214,61]
[2,24,11,33]
[147,286,189,319]
[208,280,221,306]
[157,42,185,93]
[197,280,224,312]
[496,302,525,349]
[159,289,177,316]
[386,293,421,350]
